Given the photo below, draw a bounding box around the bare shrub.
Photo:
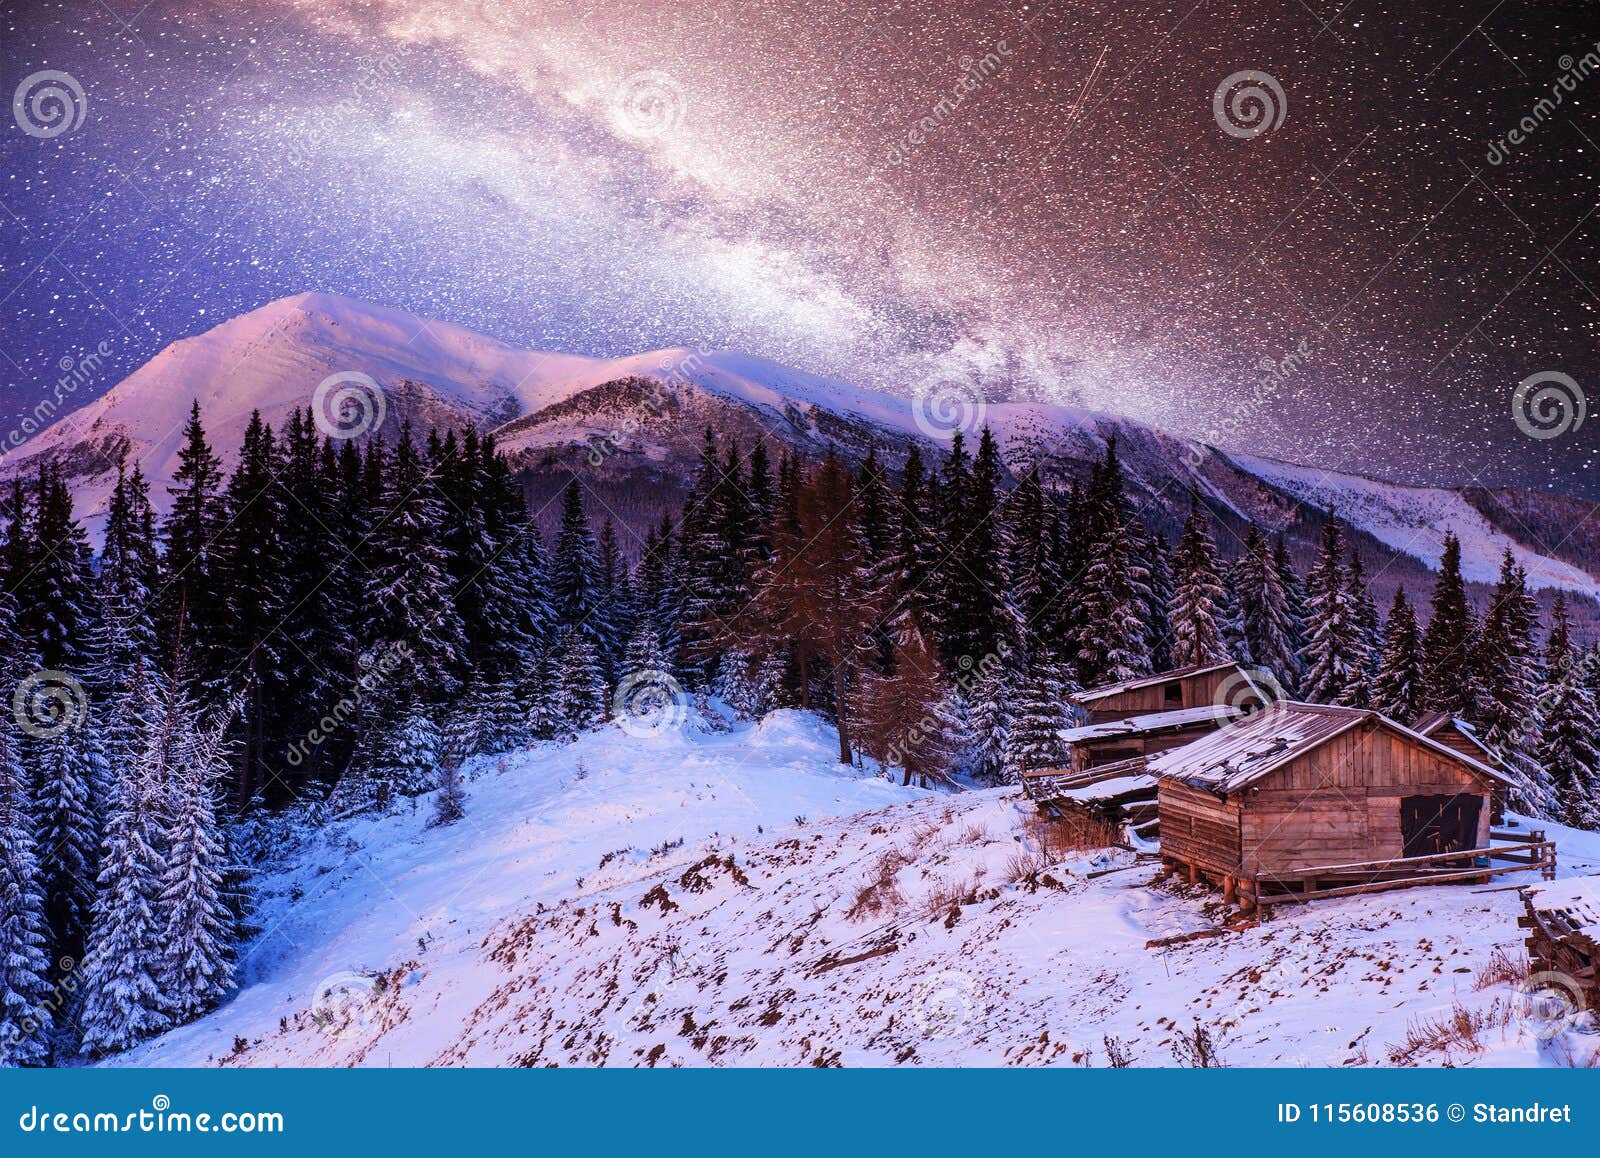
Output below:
[1023,810,1120,863]
[1474,945,1529,990]
[1103,1035,1134,1068]
[953,820,989,846]
[1006,847,1047,883]
[1386,998,1514,1065]
[1170,1019,1225,1068]
[847,848,909,922]
[923,869,986,921]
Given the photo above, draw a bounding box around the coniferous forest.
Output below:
[0,405,1597,1065]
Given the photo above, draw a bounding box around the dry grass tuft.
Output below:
[1022,810,1121,863]
[846,848,910,922]
[1386,998,1514,1065]
[1474,945,1530,990]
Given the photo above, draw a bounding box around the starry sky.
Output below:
[3,0,1598,493]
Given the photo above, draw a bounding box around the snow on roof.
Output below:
[1059,703,1242,743]
[1145,701,1512,794]
[1524,876,1600,939]
[1059,772,1156,803]
[1410,711,1504,767]
[1072,661,1245,704]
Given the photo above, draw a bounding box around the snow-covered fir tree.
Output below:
[1299,521,1365,705]
[1233,525,1299,690]
[1534,593,1598,828]
[0,714,53,1066]
[1419,529,1478,715]
[1002,651,1076,782]
[157,694,238,1022]
[32,719,105,962]
[79,717,172,1057]
[1372,587,1423,723]
[1474,550,1542,800]
[1168,498,1229,669]
[552,628,608,737]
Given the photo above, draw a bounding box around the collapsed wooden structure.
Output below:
[1520,877,1600,1014]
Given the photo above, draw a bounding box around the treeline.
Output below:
[1,409,1597,1063]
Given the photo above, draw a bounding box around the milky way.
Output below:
[3,0,1598,493]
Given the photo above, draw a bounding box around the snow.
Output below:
[103,708,1600,1069]
[1232,453,1599,597]
[1059,704,1241,742]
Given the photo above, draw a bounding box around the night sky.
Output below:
[3,1,1598,493]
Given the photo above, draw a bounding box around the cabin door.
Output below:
[1399,794,1481,858]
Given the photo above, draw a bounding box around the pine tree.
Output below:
[159,402,226,681]
[1420,530,1478,715]
[1372,587,1423,723]
[1234,525,1299,688]
[553,628,608,736]
[79,717,171,1056]
[550,480,611,657]
[95,462,160,691]
[1341,548,1378,707]
[1074,440,1153,684]
[0,714,53,1066]
[371,704,440,809]
[362,425,466,700]
[857,617,958,787]
[1003,651,1076,782]
[430,754,466,828]
[1168,498,1229,669]
[1475,550,1540,790]
[1299,521,1365,705]
[32,719,104,962]
[964,648,1017,781]
[157,693,237,1022]
[1536,593,1599,828]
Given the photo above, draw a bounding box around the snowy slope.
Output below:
[109,711,1600,1069]
[1233,453,1599,595]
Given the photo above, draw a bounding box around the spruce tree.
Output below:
[1536,593,1599,828]
[1234,525,1299,688]
[1420,530,1477,714]
[0,714,53,1066]
[79,715,171,1056]
[1168,498,1229,669]
[157,693,236,1022]
[1002,651,1076,782]
[1372,587,1423,723]
[1475,550,1540,785]
[1299,522,1365,705]
[1341,548,1378,706]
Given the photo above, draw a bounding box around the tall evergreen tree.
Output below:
[1536,593,1599,828]
[1299,521,1365,705]
[0,713,52,1066]
[1372,587,1423,723]
[1234,525,1299,688]
[1420,530,1478,715]
[1168,498,1228,669]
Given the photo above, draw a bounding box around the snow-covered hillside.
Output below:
[110,711,1600,1069]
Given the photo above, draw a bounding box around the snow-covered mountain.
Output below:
[7,292,1597,605]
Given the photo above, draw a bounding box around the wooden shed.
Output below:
[1144,701,1527,912]
[1412,710,1514,821]
[1061,662,1274,773]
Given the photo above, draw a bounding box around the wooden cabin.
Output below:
[1145,701,1516,912]
[1061,662,1274,772]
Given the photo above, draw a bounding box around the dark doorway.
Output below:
[1400,794,1482,858]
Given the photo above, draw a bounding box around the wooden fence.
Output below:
[1252,832,1556,909]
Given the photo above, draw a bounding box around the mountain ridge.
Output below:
[5,293,1596,610]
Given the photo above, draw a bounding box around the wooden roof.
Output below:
[1072,661,1257,705]
[1411,711,1503,764]
[1144,700,1512,794]
[1059,703,1242,743]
